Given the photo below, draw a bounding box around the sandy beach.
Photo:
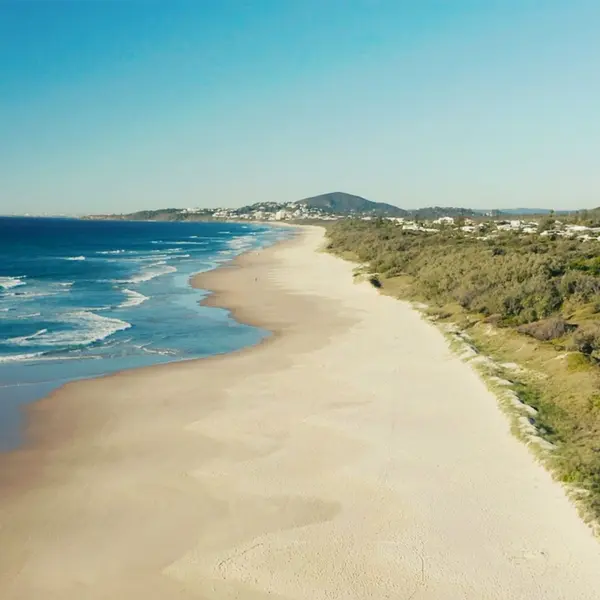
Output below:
[1,226,600,599]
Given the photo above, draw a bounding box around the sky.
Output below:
[1,1,599,214]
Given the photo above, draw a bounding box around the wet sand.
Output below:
[1,226,600,599]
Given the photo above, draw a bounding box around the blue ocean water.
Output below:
[0,217,291,450]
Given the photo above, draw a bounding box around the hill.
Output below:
[297,192,407,216]
[296,195,484,219]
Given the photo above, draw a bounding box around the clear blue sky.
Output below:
[1,1,598,214]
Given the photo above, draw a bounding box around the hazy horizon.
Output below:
[0,190,592,218]
[1,1,599,214]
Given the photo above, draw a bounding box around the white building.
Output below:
[433,216,455,225]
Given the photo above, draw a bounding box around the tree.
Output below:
[538,213,555,233]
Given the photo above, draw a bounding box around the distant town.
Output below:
[81,191,598,242]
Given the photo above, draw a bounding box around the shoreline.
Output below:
[0,226,296,454]
[2,226,600,598]
[192,229,307,332]
[0,230,298,499]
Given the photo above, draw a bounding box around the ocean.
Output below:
[0,217,291,450]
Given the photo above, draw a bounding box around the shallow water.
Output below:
[0,217,291,450]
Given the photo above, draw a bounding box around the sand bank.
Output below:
[1,226,599,599]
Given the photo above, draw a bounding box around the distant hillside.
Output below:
[86,208,215,222]
[297,192,407,216]
[84,192,593,223]
[296,195,485,219]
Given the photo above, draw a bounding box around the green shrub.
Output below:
[326,219,600,327]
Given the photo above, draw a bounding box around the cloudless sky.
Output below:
[1,0,599,214]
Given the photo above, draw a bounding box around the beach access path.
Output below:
[1,226,600,599]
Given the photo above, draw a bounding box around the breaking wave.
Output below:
[6,312,131,350]
[0,276,26,290]
[118,289,149,308]
[119,263,177,284]
[0,352,46,364]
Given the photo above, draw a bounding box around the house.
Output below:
[433,216,455,225]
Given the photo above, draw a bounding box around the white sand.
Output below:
[1,226,599,599]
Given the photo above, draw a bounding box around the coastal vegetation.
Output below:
[326,217,600,525]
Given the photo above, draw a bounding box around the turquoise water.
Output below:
[0,217,291,450]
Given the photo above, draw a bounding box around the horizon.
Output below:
[1,1,599,214]
[0,188,590,219]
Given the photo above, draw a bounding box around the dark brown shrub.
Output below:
[369,276,382,288]
[572,324,600,355]
[517,317,573,341]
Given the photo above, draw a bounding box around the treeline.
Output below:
[565,208,600,226]
[326,218,600,358]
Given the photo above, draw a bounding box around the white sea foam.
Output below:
[0,276,26,290]
[119,263,177,284]
[0,352,100,365]
[119,289,149,308]
[139,253,190,261]
[124,254,173,262]
[63,256,86,261]
[7,328,49,344]
[152,240,208,246]
[100,248,184,256]
[106,249,186,264]
[6,312,131,349]
[0,352,45,364]
[107,256,159,264]
[136,344,178,356]
[16,312,42,319]
[227,236,253,251]
[2,280,71,301]
[4,290,58,299]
